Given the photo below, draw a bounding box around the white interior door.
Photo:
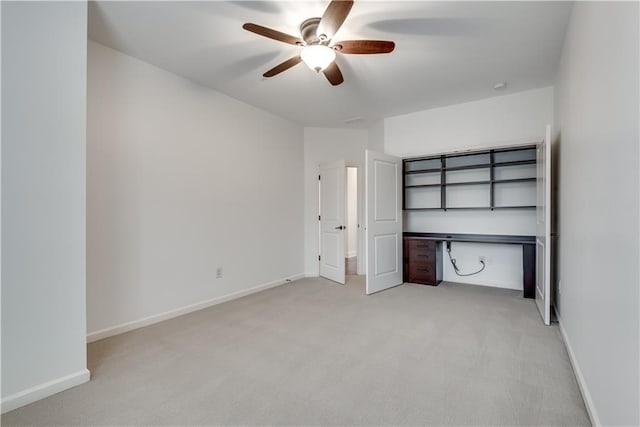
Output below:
[320,160,346,284]
[366,150,403,294]
[536,125,552,325]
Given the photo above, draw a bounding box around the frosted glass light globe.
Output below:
[300,45,336,72]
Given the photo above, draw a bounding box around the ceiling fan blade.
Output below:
[242,23,303,46]
[263,56,303,78]
[333,40,395,54]
[317,0,354,41]
[322,61,344,86]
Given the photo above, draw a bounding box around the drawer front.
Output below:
[407,239,436,251]
[407,261,436,284]
[409,250,435,263]
[408,271,436,284]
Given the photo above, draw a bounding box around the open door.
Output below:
[366,150,403,294]
[319,160,346,284]
[536,125,552,325]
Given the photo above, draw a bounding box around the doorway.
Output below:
[346,167,358,275]
[318,151,402,292]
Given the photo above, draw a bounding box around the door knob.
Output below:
[335,225,345,230]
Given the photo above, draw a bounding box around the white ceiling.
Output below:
[88,1,572,128]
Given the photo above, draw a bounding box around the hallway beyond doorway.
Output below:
[346,256,357,275]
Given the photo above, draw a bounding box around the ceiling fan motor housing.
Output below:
[300,17,322,45]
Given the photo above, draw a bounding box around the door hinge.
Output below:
[318,255,321,261]
[318,174,321,181]
[318,215,321,221]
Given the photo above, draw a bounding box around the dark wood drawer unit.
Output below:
[404,238,443,286]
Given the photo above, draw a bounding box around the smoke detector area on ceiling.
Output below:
[344,116,364,124]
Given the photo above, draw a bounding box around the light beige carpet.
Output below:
[3,276,590,426]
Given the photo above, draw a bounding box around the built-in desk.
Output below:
[403,232,536,299]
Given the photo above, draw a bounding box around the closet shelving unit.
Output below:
[403,145,537,211]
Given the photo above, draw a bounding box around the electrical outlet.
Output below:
[216,267,223,279]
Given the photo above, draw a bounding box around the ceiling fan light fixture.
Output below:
[300,45,336,72]
[242,0,394,85]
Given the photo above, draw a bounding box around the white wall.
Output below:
[554,3,639,425]
[303,128,368,276]
[384,87,553,289]
[385,87,554,157]
[368,120,385,153]
[87,42,305,338]
[346,168,358,258]
[1,2,90,412]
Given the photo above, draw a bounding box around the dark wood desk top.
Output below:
[403,232,536,245]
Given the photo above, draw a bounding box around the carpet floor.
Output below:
[3,276,590,426]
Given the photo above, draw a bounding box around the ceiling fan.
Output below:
[242,0,395,86]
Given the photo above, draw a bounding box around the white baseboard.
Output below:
[558,319,600,426]
[1,369,90,414]
[346,251,357,258]
[305,272,319,278]
[87,273,305,343]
